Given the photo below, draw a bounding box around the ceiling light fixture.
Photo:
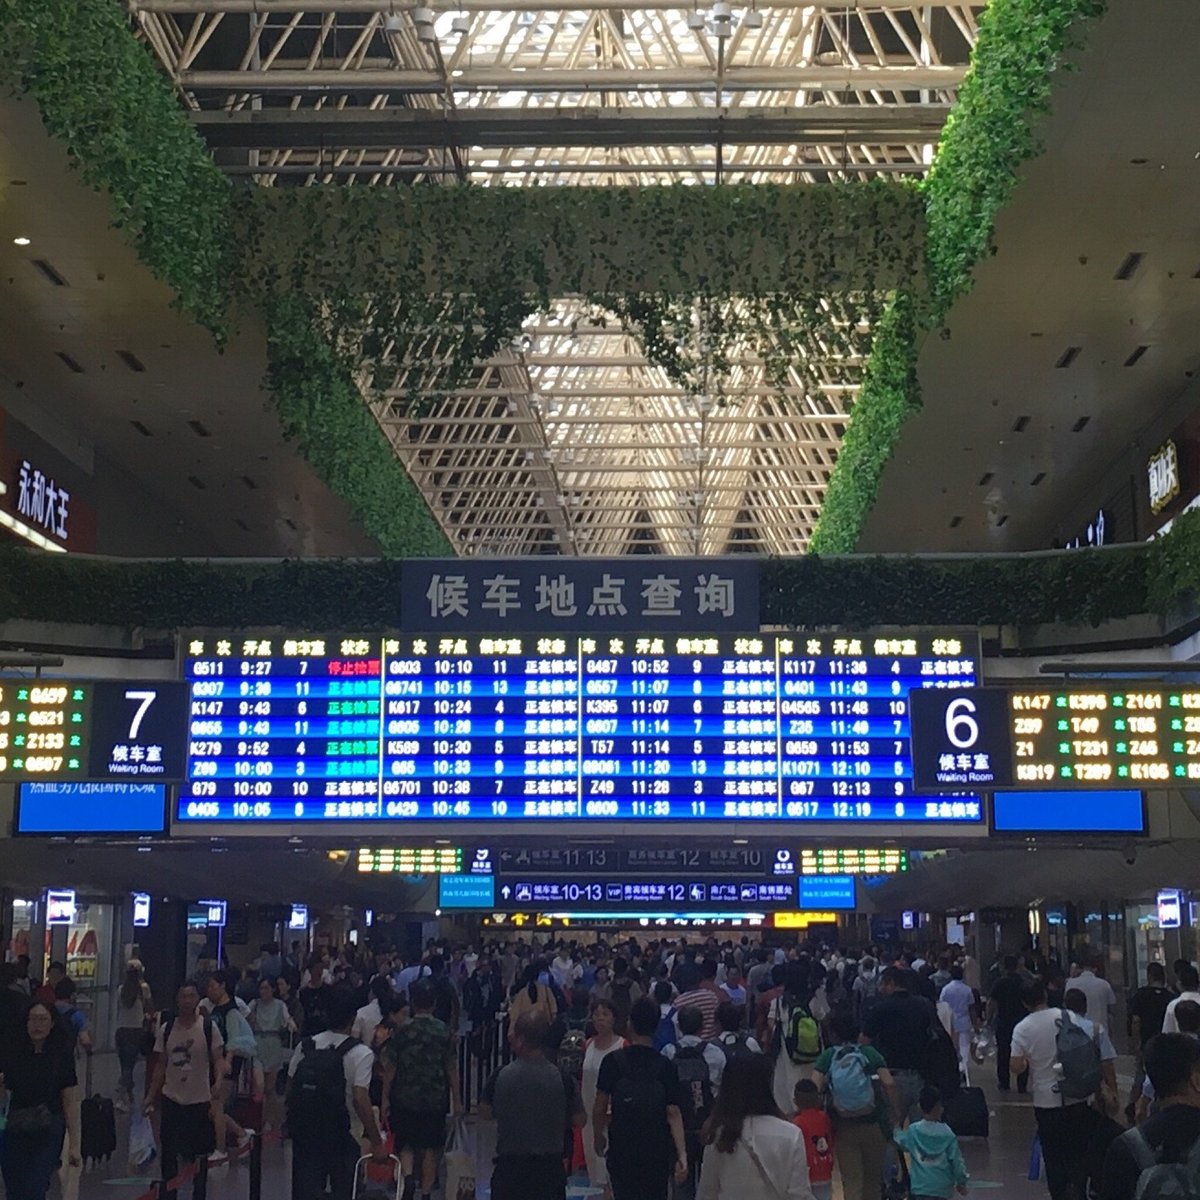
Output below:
[12,236,30,246]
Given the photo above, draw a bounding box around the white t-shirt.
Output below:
[1069,971,1116,1028]
[1163,991,1200,1034]
[352,999,383,1046]
[1010,1007,1115,1108]
[940,980,975,1034]
[288,1031,375,1135]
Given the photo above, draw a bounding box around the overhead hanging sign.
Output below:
[1149,439,1181,515]
[401,558,760,632]
[912,684,1200,791]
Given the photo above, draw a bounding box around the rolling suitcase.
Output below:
[943,1085,989,1138]
[353,1154,403,1200]
[80,1055,118,1164]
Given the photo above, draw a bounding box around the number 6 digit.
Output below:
[945,697,979,749]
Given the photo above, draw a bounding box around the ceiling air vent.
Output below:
[241,475,258,490]
[1055,346,1082,369]
[1124,345,1149,367]
[1031,472,1046,486]
[1114,252,1145,280]
[187,419,212,438]
[235,519,250,532]
[187,474,206,490]
[978,471,994,487]
[56,352,83,374]
[996,514,1009,528]
[949,515,962,528]
[130,420,152,437]
[116,350,146,373]
[1012,415,1030,433]
[1071,416,1091,432]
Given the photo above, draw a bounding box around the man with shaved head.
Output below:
[481,1010,585,1200]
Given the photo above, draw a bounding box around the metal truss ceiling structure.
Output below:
[133,0,984,555]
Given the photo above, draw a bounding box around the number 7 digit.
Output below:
[124,690,157,739]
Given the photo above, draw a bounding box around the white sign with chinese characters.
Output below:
[403,559,759,631]
[1148,439,1181,515]
[15,458,70,542]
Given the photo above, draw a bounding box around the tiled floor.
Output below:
[64,1052,1131,1199]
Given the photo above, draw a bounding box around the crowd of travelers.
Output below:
[3,936,1200,1200]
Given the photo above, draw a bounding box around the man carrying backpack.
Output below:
[1010,979,1115,1200]
[862,967,937,1125]
[1102,1032,1200,1200]
[145,982,224,1200]
[286,987,385,1200]
[661,1005,720,1199]
[594,997,688,1200]
[709,1001,762,1089]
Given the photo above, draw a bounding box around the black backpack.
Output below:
[673,1045,715,1133]
[432,976,458,1027]
[608,1050,669,1145]
[286,1037,355,1142]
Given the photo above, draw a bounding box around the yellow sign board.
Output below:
[773,911,840,929]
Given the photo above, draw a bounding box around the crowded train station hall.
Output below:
[2,0,1200,1198]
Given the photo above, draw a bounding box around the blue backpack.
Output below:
[653,1008,677,1052]
[828,1044,875,1118]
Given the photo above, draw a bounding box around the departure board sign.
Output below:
[912,684,1200,791]
[357,847,464,874]
[179,631,981,826]
[0,679,188,783]
[799,848,908,875]
[495,875,800,911]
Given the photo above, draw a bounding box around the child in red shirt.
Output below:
[793,1078,835,1200]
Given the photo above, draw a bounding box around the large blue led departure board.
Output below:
[178,632,980,826]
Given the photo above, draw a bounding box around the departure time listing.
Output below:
[179,632,980,824]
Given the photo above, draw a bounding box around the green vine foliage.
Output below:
[0,0,236,339]
[265,296,451,556]
[810,0,1109,553]
[1,522,1191,632]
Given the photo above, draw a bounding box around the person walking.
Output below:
[580,998,625,1191]
[594,996,689,1200]
[767,961,821,1114]
[811,1012,898,1200]
[1164,965,1200,1034]
[381,977,460,1200]
[286,987,385,1200]
[481,1011,586,1200]
[204,970,256,1162]
[0,999,81,1200]
[508,964,558,1027]
[145,982,223,1200]
[1070,957,1117,1031]
[1126,961,1174,1114]
[862,967,936,1123]
[250,976,295,1130]
[696,1052,814,1200]
[987,955,1029,1094]
[938,966,977,1086]
[1009,979,1110,1200]
[113,961,154,1110]
[1102,1032,1200,1200]
[892,1086,969,1200]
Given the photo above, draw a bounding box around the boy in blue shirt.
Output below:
[893,1086,969,1200]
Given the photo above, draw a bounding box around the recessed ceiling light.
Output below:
[12,236,30,246]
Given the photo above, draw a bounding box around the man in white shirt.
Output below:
[1164,964,1200,1034]
[288,988,385,1198]
[550,947,580,991]
[1010,979,1117,1200]
[1070,957,1117,1029]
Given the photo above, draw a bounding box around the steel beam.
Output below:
[192,103,950,149]
[179,64,967,93]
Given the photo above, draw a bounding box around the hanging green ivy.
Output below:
[3,512,1197,633]
[810,0,1109,553]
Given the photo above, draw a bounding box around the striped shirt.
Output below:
[674,986,722,1039]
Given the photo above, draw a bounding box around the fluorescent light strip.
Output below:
[0,485,69,552]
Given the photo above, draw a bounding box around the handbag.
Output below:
[8,1103,54,1134]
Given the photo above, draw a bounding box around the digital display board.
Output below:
[799,848,908,875]
[798,874,856,910]
[179,631,981,826]
[47,889,76,925]
[439,874,496,909]
[357,847,465,874]
[16,782,167,835]
[0,679,188,783]
[991,790,1145,834]
[495,875,800,911]
[912,684,1200,791]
